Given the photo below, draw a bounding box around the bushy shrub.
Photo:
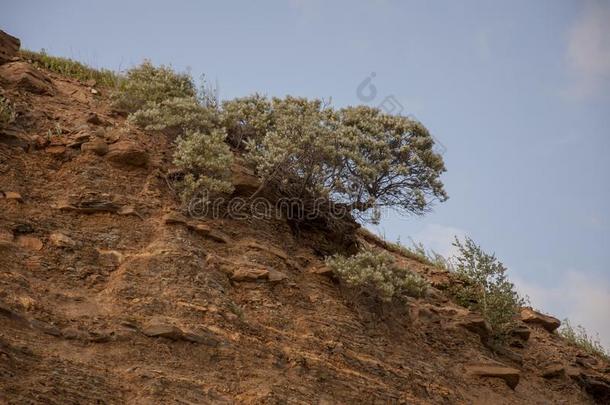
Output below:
[326,249,429,302]
[335,106,448,217]
[112,60,196,113]
[244,96,338,198]
[173,129,234,202]
[237,96,447,221]
[559,319,609,360]
[128,96,217,134]
[221,94,272,147]
[449,237,524,336]
[0,95,16,127]
[20,49,120,87]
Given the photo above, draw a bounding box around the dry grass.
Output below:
[20,49,121,87]
[559,319,609,360]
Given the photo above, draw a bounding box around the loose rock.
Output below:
[49,232,76,248]
[16,235,43,251]
[541,363,565,379]
[465,362,520,389]
[0,61,55,94]
[0,30,20,64]
[141,322,184,341]
[520,307,561,332]
[231,266,269,282]
[456,314,492,342]
[106,141,148,167]
[0,191,23,202]
[81,138,108,156]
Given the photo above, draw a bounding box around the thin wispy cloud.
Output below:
[413,224,468,258]
[514,271,610,349]
[564,0,610,100]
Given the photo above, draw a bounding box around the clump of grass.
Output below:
[20,49,121,87]
[381,235,452,270]
[326,249,429,303]
[559,319,609,360]
[0,95,16,127]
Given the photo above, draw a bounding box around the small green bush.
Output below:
[326,249,429,302]
[449,237,524,336]
[0,96,16,127]
[559,319,609,360]
[173,128,234,202]
[128,96,217,134]
[20,49,120,87]
[112,60,196,113]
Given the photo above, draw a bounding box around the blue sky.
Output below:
[3,0,609,346]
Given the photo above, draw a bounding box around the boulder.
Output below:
[97,249,124,268]
[231,266,269,282]
[49,232,76,248]
[58,199,121,214]
[29,319,61,336]
[0,191,23,202]
[106,141,148,167]
[509,325,531,341]
[15,235,43,251]
[541,363,565,379]
[0,30,20,64]
[182,328,221,347]
[241,240,288,260]
[456,313,492,342]
[520,307,560,332]
[141,322,184,341]
[0,128,32,148]
[0,62,55,94]
[85,112,108,126]
[81,138,108,155]
[569,371,610,403]
[465,362,521,389]
[268,268,288,283]
[190,223,231,243]
[45,145,67,156]
[163,211,189,225]
[308,265,333,276]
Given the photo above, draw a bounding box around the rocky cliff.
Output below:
[1,31,609,404]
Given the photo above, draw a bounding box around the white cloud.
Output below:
[564,0,610,100]
[412,224,468,257]
[514,271,610,349]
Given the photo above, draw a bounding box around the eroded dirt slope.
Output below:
[1,51,609,404]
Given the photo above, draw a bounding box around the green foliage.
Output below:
[20,49,120,87]
[128,96,217,134]
[326,249,429,302]
[0,95,16,127]
[449,237,525,336]
[335,106,448,216]
[559,319,609,360]
[244,96,338,198]
[173,129,234,202]
[237,96,447,220]
[112,60,196,113]
[221,94,272,147]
